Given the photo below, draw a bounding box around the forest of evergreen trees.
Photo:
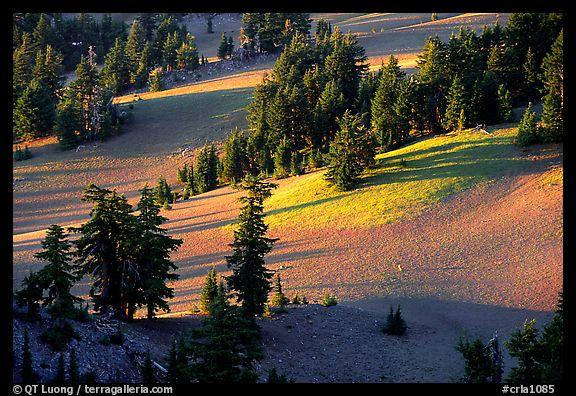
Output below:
[212,13,564,191]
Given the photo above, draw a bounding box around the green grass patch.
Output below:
[261,127,529,230]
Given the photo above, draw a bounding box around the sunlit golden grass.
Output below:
[259,127,527,231]
[114,69,268,104]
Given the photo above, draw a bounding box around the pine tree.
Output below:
[21,329,38,383]
[176,34,199,71]
[382,305,407,335]
[185,281,263,382]
[71,184,137,319]
[371,56,405,149]
[101,37,129,95]
[269,273,289,308]
[227,35,234,58]
[134,42,154,88]
[267,367,293,383]
[33,225,81,320]
[14,273,44,320]
[222,129,249,184]
[125,20,147,83]
[167,338,189,383]
[217,32,229,59]
[163,31,180,71]
[149,69,164,92]
[199,268,218,314]
[142,350,155,383]
[13,32,34,101]
[516,103,538,146]
[457,336,503,383]
[273,138,291,179]
[505,319,542,383]
[225,175,278,320]
[194,144,219,194]
[315,79,346,146]
[13,79,56,140]
[325,110,376,191]
[32,45,64,96]
[523,48,540,101]
[186,164,196,196]
[443,76,469,132]
[177,163,189,184]
[497,84,513,123]
[540,31,563,142]
[135,185,182,319]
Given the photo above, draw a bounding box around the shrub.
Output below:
[42,322,79,351]
[382,306,407,336]
[321,293,337,307]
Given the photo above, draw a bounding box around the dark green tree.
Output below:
[382,306,407,336]
[71,184,137,319]
[273,137,292,179]
[516,103,538,147]
[443,76,469,132]
[101,37,129,95]
[225,176,278,320]
[269,273,289,309]
[135,185,182,319]
[125,20,147,83]
[222,129,249,184]
[325,110,375,191]
[184,281,262,382]
[199,268,219,315]
[457,335,503,383]
[149,69,164,92]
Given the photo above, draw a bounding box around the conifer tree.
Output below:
[13,32,34,101]
[167,338,189,383]
[32,45,63,96]
[135,185,182,319]
[13,79,56,140]
[176,34,200,71]
[325,110,375,191]
[134,42,154,88]
[270,273,289,308]
[222,129,249,184]
[371,56,405,149]
[186,164,196,196]
[185,281,263,382]
[199,268,218,315]
[540,31,563,142]
[125,20,147,83]
[149,69,164,92]
[101,37,129,95]
[497,84,513,123]
[21,328,38,383]
[315,79,346,145]
[516,103,538,146]
[163,31,180,71]
[194,144,219,193]
[72,184,137,319]
[14,273,44,320]
[443,76,469,132]
[217,32,229,59]
[226,176,278,320]
[34,225,80,320]
[273,138,291,179]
